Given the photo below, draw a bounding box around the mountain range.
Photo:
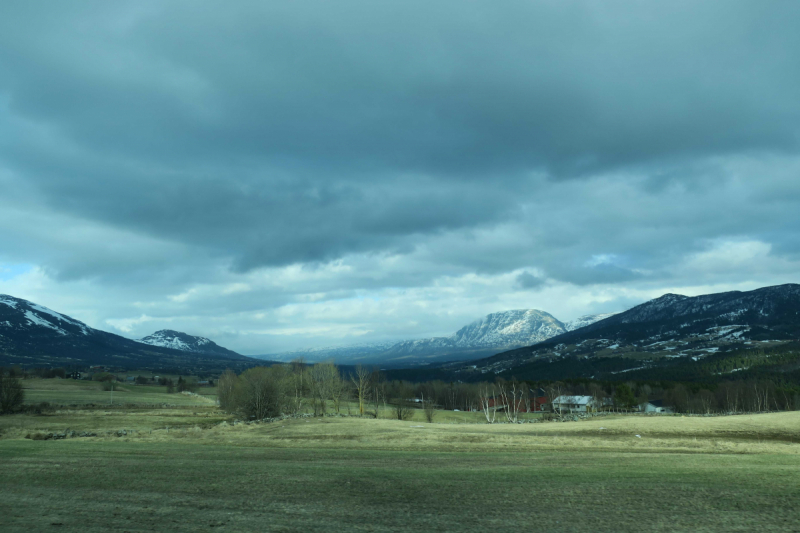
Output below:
[0,295,254,371]
[262,310,616,366]
[449,283,800,381]
[5,283,800,380]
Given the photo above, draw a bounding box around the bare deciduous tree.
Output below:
[422,393,436,423]
[374,384,386,419]
[287,359,308,414]
[330,369,348,413]
[479,386,497,424]
[217,369,237,411]
[589,383,607,413]
[351,364,371,416]
[391,381,415,420]
[498,381,526,423]
[545,383,565,415]
[309,362,338,416]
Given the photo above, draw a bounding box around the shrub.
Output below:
[22,402,51,415]
[177,377,198,393]
[394,400,415,421]
[217,366,291,419]
[232,366,288,420]
[22,402,52,415]
[92,372,115,383]
[0,373,24,414]
[423,400,436,423]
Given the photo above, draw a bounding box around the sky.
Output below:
[1,1,799,355]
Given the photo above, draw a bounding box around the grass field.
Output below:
[1,385,799,531]
[20,378,218,406]
[2,440,798,532]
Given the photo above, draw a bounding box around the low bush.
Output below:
[0,372,24,414]
[394,400,415,421]
[22,402,53,415]
[219,366,292,420]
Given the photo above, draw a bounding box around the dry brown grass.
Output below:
[2,404,798,457]
[0,406,226,439]
[176,412,799,455]
[5,408,794,456]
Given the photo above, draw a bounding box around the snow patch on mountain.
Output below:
[563,313,617,331]
[29,304,89,335]
[27,302,91,335]
[24,310,68,335]
[0,297,19,309]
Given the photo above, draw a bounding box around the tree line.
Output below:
[217,362,453,421]
[3,361,798,418]
[214,360,800,421]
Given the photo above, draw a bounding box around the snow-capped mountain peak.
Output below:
[449,309,565,347]
[138,329,240,357]
[263,308,616,364]
[139,330,211,351]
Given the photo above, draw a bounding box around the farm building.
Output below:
[639,400,674,414]
[485,388,548,412]
[529,388,548,412]
[551,395,602,413]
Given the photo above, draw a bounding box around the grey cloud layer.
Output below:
[0,1,799,351]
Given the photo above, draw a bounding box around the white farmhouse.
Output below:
[551,395,600,413]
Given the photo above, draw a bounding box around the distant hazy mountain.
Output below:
[383,310,565,357]
[0,294,254,370]
[262,309,614,366]
[138,329,242,358]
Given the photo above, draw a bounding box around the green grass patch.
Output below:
[0,440,798,532]
[20,379,216,406]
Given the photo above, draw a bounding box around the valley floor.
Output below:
[1,408,800,532]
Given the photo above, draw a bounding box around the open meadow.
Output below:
[1,385,799,532]
[20,378,218,406]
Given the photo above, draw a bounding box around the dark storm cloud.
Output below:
[0,0,799,287]
[515,272,546,290]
